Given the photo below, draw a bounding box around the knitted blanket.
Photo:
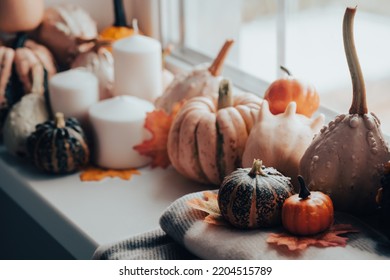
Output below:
[93,191,390,260]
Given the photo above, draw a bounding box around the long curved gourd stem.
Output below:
[208,39,234,77]
[343,7,367,115]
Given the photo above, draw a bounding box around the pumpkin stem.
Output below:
[280,65,292,77]
[298,175,311,199]
[208,39,234,77]
[249,159,267,177]
[217,79,233,110]
[55,112,66,129]
[113,0,127,27]
[343,7,367,115]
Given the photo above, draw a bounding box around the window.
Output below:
[160,0,390,134]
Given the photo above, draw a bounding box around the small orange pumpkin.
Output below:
[282,175,334,236]
[264,66,320,117]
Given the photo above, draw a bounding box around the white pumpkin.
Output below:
[242,101,324,189]
[155,39,234,113]
[3,64,49,157]
[71,46,114,100]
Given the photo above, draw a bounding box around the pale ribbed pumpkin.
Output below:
[218,159,294,229]
[168,79,261,185]
[242,101,324,189]
[155,39,234,113]
[299,7,390,214]
[27,112,90,174]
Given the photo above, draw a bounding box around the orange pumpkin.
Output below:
[99,0,139,50]
[282,175,334,236]
[167,79,261,185]
[264,66,320,117]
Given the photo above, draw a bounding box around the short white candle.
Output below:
[49,68,99,126]
[113,22,162,102]
[88,95,154,169]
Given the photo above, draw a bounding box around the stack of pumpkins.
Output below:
[0,0,174,174]
[155,7,390,235]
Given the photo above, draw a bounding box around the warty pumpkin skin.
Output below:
[167,79,261,185]
[27,112,90,174]
[282,176,334,236]
[218,159,294,229]
[299,7,390,214]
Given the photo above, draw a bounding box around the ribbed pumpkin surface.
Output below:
[167,86,261,185]
[218,161,294,229]
[27,115,90,174]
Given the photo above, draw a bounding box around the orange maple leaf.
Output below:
[187,191,228,226]
[133,102,184,168]
[267,224,359,251]
[80,166,140,181]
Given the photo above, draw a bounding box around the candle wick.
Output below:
[132,18,139,35]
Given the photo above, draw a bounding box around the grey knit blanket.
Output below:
[93,190,390,260]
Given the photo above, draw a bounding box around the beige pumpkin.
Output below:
[34,3,98,69]
[72,45,114,100]
[155,40,234,113]
[242,101,324,189]
[168,79,261,185]
[299,7,390,214]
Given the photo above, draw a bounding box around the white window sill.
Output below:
[0,146,204,259]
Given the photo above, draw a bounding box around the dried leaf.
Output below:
[133,101,184,168]
[267,224,359,251]
[187,191,228,226]
[80,166,140,181]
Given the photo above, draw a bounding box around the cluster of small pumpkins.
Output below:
[0,1,172,173]
[153,7,390,234]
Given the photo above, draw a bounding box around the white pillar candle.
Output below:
[49,68,99,126]
[88,95,154,169]
[113,26,162,102]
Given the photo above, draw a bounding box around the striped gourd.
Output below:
[218,159,294,229]
[27,112,90,174]
[167,79,261,185]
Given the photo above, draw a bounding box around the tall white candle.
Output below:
[49,68,99,126]
[88,95,154,169]
[113,22,162,102]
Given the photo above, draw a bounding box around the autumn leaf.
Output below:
[133,101,184,168]
[267,224,359,251]
[187,191,228,226]
[80,166,140,181]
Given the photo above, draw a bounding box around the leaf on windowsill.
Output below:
[187,191,228,226]
[80,166,141,181]
[133,101,184,169]
[267,224,359,251]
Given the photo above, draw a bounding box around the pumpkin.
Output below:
[282,175,334,236]
[99,0,137,48]
[377,161,390,238]
[27,112,90,174]
[33,3,98,69]
[155,39,234,113]
[3,64,49,157]
[0,0,44,33]
[71,44,114,100]
[299,7,390,214]
[0,45,14,106]
[264,66,320,117]
[242,101,324,189]
[218,159,294,229]
[168,79,262,185]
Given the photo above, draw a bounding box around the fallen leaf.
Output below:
[267,224,359,251]
[80,166,140,181]
[133,101,184,168]
[187,191,228,226]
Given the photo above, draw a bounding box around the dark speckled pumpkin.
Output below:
[27,112,90,174]
[218,159,294,229]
